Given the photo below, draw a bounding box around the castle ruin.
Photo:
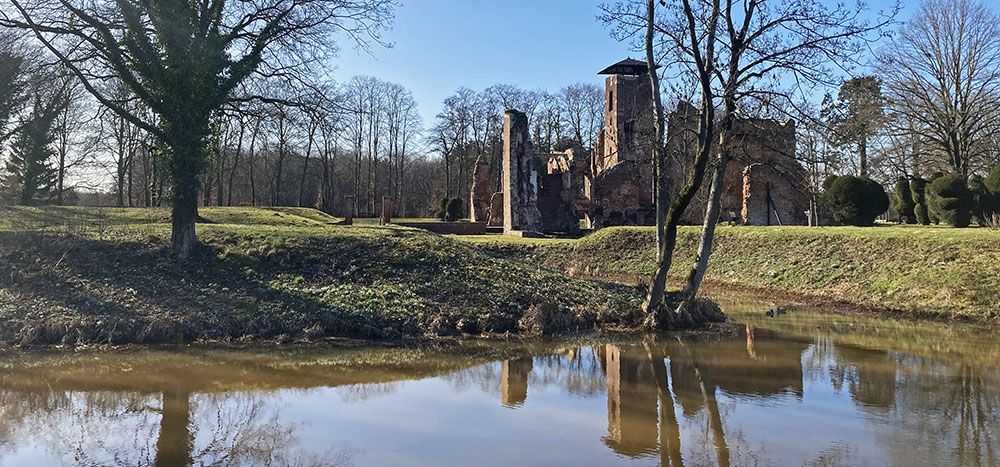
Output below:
[477,58,809,235]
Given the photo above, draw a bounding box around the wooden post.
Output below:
[380,196,393,226]
[344,195,354,225]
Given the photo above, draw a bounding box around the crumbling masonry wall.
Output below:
[502,110,542,233]
[667,102,807,226]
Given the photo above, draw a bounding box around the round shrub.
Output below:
[983,165,1000,218]
[436,197,450,220]
[445,197,464,222]
[927,174,974,227]
[892,177,916,223]
[823,175,890,226]
[910,177,930,225]
[969,175,993,223]
[986,165,1000,194]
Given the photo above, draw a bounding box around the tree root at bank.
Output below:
[643,292,727,330]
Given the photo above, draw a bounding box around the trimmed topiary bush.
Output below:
[436,197,450,220]
[436,197,465,221]
[926,173,945,224]
[893,177,916,223]
[445,198,464,222]
[970,175,992,224]
[986,165,1000,195]
[822,175,890,226]
[927,174,974,228]
[977,165,1000,227]
[910,177,930,225]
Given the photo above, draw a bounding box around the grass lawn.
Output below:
[352,217,442,225]
[0,205,342,230]
[465,224,1000,322]
[1,206,995,347]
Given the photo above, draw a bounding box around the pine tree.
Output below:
[2,96,59,205]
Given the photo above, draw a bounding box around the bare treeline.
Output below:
[430,83,603,204]
[0,24,605,220]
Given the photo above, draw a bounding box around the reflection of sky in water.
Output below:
[0,311,997,466]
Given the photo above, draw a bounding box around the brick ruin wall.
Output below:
[490,101,806,233]
[502,110,542,232]
[668,105,808,226]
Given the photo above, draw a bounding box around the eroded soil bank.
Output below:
[0,221,657,347]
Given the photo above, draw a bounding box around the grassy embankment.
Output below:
[463,225,1000,323]
[0,206,641,347]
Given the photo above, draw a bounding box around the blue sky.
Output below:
[329,0,914,126]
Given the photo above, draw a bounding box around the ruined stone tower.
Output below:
[595,57,654,173]
[586,58,657,228]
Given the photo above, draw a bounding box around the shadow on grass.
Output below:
[0,232,398,346]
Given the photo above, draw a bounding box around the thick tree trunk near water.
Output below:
[168,140,204,261]
[676,153,728,319]
[640,0,720,328]
[676,107,733,320]
[642,0,671,321]
[171,189,198,261]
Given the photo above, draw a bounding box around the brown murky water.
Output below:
[0,305,998,466]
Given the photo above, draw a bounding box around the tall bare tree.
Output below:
[558,83,604,151]
[881,0,1000,178]
[674,0,895,318]
[603,0,895,326]
[2,0,396,259]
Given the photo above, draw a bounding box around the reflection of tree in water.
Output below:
[0,388,353,467]
[186,393,351,466]
[879,357,999,466]
[791,336,998,465]
[440,361,502,396]
[0,390,159,465]
[335,382,401,403]
[528,349,608,397]
[826,343,899,410]
[593,337,858,467]
[596,343,743,466]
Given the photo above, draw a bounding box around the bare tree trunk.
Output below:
[216,143,224,207]
[226,119,245,206]
[675,128,730,319]
[249,119,260,206]
[642,0,719,327]
[298,121,317,207]
[55,103,69,205]
[646,0,668,257]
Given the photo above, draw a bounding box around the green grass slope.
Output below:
[0,207,640,346]
[0,206,341,230]
[470,225,1000,322]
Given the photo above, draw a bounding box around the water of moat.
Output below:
[0,299,998,467]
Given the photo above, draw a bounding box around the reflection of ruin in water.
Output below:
[0,322,997,466]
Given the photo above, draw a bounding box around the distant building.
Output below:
[491,58,809,235]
